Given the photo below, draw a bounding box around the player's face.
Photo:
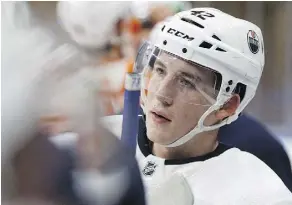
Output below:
[144,52,218,145]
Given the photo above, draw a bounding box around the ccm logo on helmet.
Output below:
[167,28,194,41]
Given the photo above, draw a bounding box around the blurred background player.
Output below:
[56,1,132,116]
[1,1,145,205]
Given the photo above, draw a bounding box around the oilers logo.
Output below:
[142,161,157,176]
[247,30,259,54]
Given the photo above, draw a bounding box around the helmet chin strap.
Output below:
[141,100,228,148]
[163,97,239,148]
[163,103,222,148]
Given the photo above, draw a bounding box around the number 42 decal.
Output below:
[190,11,215,20]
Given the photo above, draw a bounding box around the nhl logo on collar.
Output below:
[247,30,259,54]
[142,161,158,176]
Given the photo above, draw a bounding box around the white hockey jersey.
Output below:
[52,115,292,205]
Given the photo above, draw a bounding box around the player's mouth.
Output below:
[150,110,172,124]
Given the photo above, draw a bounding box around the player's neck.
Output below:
[152,130,219,160]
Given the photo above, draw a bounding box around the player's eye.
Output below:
[178,77,197,90]
[154,66,166,76]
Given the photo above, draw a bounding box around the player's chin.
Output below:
[146,128,174,144]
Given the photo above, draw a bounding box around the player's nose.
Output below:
[155,93,173,107]
[154,76,177,106]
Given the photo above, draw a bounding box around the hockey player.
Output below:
[146,16,292,192]
[101,8,292,204]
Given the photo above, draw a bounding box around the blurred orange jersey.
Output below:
[97,59,134,115]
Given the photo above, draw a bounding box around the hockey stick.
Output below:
[121,72,141,155]
[120,42,150,154]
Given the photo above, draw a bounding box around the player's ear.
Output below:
[215,94,240,120]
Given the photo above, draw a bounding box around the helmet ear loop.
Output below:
[215,94,240,124]
[217,102,229,120]
[165,103,221,148]
[197,102,228,131]
[210,105,229,126]
[201,108,222,127]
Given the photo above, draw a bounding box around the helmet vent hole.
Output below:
[228,80,233,85]
[215,47,226,52]
[212,35,221,41]
[233,83,247,102]
[181,18,204,29]
[199,41,213,49]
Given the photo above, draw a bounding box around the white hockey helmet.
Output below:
[136,8,265,147]
[57,1,130,49]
